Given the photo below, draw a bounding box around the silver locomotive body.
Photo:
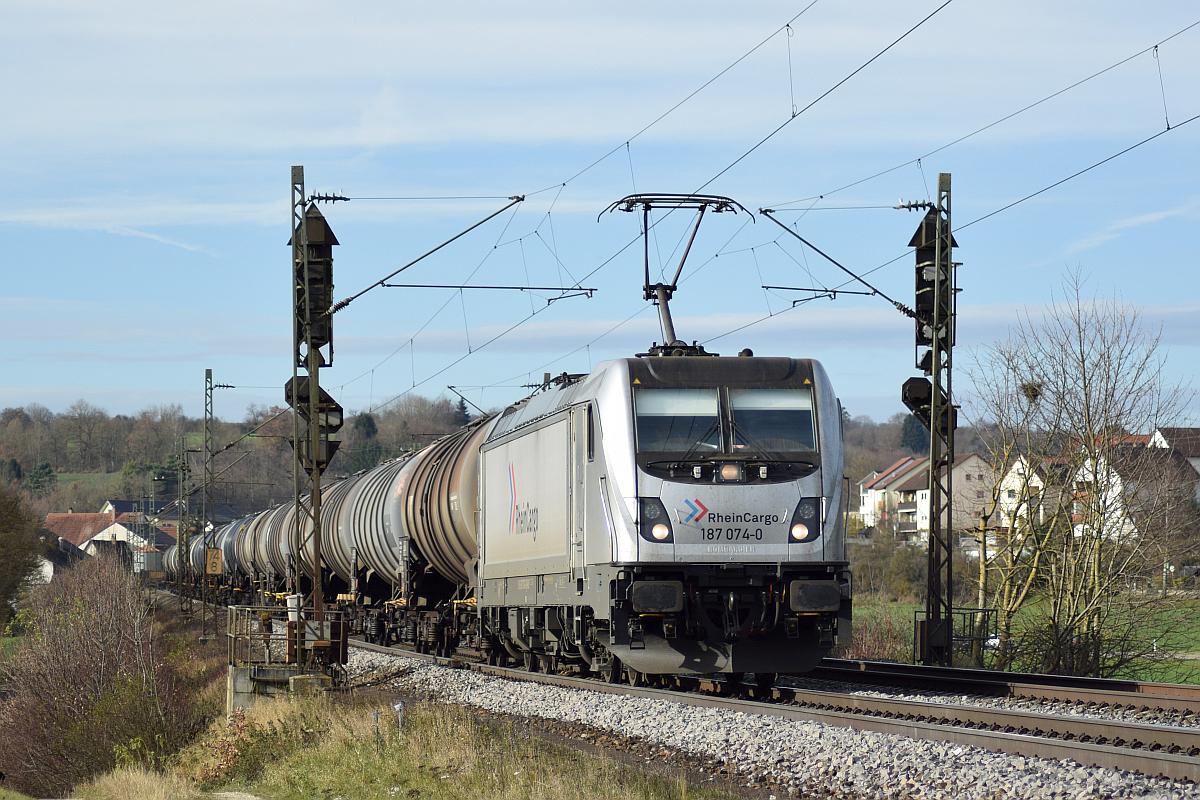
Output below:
[477,354,850,677]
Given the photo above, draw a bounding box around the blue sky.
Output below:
[3,1,1199,426]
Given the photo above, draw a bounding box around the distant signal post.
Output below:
[288,166,343,647]
[900,173,958,667]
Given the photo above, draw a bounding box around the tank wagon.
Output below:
[167,194,852,681]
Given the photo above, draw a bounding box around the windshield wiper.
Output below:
[680,419,722,460]
[728,419,783,461]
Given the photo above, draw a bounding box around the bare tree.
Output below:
[964,272,1195,676]
[0,555,193,796]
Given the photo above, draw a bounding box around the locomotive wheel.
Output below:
[756,672,777,691]
[625,667,645,687]
[523,650,539,673]
[601,657,621,684]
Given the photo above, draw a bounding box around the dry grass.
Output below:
[72,766,201,800]
[175,693,732,800]
[831,602,913,662]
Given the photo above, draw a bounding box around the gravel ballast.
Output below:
[346,647,1200,800]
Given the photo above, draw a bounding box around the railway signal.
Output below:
[288,165,341,632]
[899,173,957,668]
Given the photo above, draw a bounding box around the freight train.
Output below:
[167,352,851,682]
[166,195,852,684]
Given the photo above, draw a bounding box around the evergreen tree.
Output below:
[21,462,56,500]
[0,457,22,486]
[0,485,44,627]
[453,397,471,427]
[900,414,929,454]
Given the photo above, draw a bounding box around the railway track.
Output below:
[352,638,1200,782]
[812,658,1200,713]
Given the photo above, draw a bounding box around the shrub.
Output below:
[832,604,912,662]
[0,555,198,797]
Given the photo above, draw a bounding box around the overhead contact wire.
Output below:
[770,16,1200,208]
[695,0,957,194]
[527,1,824,196]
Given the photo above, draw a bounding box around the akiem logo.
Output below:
[683,499,709,523]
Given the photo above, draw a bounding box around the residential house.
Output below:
[42,511,114,553]
[1150,427,1200,502]
[892,453,993,543]
[995,444,1199,543]
[859,456,928,532]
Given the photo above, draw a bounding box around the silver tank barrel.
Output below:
[164,544,178,579]
[395,418,493,584]
[345,457,411,588]
[319,474,363,583]
[236,509,270,575]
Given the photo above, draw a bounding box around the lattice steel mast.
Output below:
[288,166,343,633]
[900,173,958,667]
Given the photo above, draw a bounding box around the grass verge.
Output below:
[165,693,737,800]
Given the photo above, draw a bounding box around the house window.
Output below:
[965,474,972,482]
[976,491,984,499]
[973,511,980,518]
[1006,489,1016,499]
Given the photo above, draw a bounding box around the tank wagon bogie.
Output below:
[176,351,851,681]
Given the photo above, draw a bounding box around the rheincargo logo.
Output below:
[683,499,709,523]
[705,511,782,525]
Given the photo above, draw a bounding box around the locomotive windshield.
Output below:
[634,388,721,452]
[729,388,815,454]
[634,386,816,457]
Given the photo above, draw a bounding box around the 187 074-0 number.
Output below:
[700,527,763,541]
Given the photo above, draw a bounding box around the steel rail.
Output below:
[775,684,1200,755]
[815,659,1200,713]
[348,639,1200,782]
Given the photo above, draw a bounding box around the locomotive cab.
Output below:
[602,354,852,675]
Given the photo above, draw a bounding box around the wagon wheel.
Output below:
[756,672,777,691]
[523,650,539,673]
[601,657,621,684]
[625,667,645,687]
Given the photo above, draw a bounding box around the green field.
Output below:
[845,595,1200,684]
[55,472,120,485]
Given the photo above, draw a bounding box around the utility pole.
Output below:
[287,166,343,652]
[200,368,223,641]
[177,437,193,616]
[900,173,958,666]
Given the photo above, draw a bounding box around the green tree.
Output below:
[0,457,22,486]
[0,484,44,627]
[453,397,471,427]
[343,413,385,473]
[21,461,56,499]
[900,414,928,453]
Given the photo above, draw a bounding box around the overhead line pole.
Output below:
[289,166,343,666]
[900,173,958,667]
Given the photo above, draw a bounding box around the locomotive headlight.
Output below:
[719,463,744,482]
[638,498,674,543]
[789,498,821,543]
